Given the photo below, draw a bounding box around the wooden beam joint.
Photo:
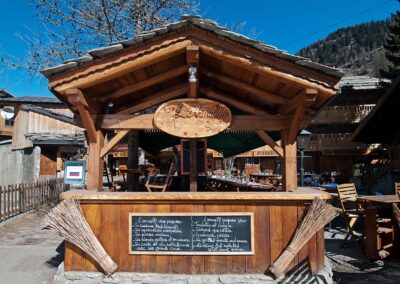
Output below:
[256,130,284,157]
[64,88,97,143]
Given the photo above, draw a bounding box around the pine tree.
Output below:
[380,8,400,84]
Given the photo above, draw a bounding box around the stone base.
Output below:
[54,257,333,284]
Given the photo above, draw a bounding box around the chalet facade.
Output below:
[304,76,386,183]
[0,89,14,139]
[0,96,84,185]
[352,75,400,194]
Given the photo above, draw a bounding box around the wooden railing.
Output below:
[311,104,375,125]
[307,133,368,151]
[0,178,69,223]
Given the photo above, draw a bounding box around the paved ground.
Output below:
[1,207,400,284]
[0,205,63,284]
[326,218,400,284]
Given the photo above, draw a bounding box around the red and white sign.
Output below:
[66,166,83,179]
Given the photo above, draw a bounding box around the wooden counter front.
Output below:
[62,188,329,275]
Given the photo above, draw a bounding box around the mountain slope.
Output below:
[297,19,391,76]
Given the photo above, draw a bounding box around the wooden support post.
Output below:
[127,131,139,192]
[87,130,105,191]
[189,140,197,192]
[187,44,199,192]
[280,129,297,191]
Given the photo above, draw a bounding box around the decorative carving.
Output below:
[154,99,231,138]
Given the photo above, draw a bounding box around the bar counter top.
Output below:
[60,187,330,202]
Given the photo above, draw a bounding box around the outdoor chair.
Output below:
[395,182,400,194]
[336,183,365,249]
[145,162,175,192]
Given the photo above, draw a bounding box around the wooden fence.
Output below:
[0,178,69,223]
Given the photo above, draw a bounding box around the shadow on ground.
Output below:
[46,241,65,268]
[326,216,400,284]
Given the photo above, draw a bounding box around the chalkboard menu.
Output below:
[129,213,254,255]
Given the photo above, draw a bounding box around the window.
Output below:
[5,118,14,126]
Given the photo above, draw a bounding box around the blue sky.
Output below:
[0,0,399,97]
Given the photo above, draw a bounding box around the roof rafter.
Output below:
[279,88,317,115]
[51,38,191,93]
[115,83,187,114]
[201,68,288,105]
[197,43,337,97]
[200,87,270,115]
[99,65,187,103]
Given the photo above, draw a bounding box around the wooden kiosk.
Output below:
[42,16,343,275]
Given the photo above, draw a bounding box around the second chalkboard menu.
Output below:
[129,213,254,255]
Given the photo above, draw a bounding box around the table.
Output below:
[208,176,278,192]
[358,195,400,203]
[357,195,399,259]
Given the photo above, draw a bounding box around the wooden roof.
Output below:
[43,15,343,119]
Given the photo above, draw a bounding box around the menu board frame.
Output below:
[128,212,254,255]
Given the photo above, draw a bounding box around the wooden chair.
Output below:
[395,182,400,194]
[336,183,364,248]
[145,163,175,192]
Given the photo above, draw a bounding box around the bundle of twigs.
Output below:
[44,198,117,276]
[268,197,338,279]
[393,203,400,229]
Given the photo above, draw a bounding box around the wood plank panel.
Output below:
[133,204,157,272]
[308,226,318,273]
[317,228,325,271]
[204,204,231,274]
[81,204,102,272]
[155,204,172,273]
[65,241,86,271]
[297,204,309,270]
[246,203,270,273]
[99,203,120,271]
[231,204,247,273]
[190,204,205,274]
[171,204,193,273]
[270,204,283,265]
[281,203,298,272]
[119,204,133,271]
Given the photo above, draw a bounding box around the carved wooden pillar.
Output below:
[281,129,297,191]
[127,130,139,192]
[87,130,105,191]
[65,88,103,191]
[187,44,199,192]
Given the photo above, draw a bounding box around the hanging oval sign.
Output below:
[154,98,232,138]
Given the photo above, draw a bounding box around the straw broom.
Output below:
[44,198,117,276]
[268,197,338,279]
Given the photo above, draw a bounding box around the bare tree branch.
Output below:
[0,0,198,79]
